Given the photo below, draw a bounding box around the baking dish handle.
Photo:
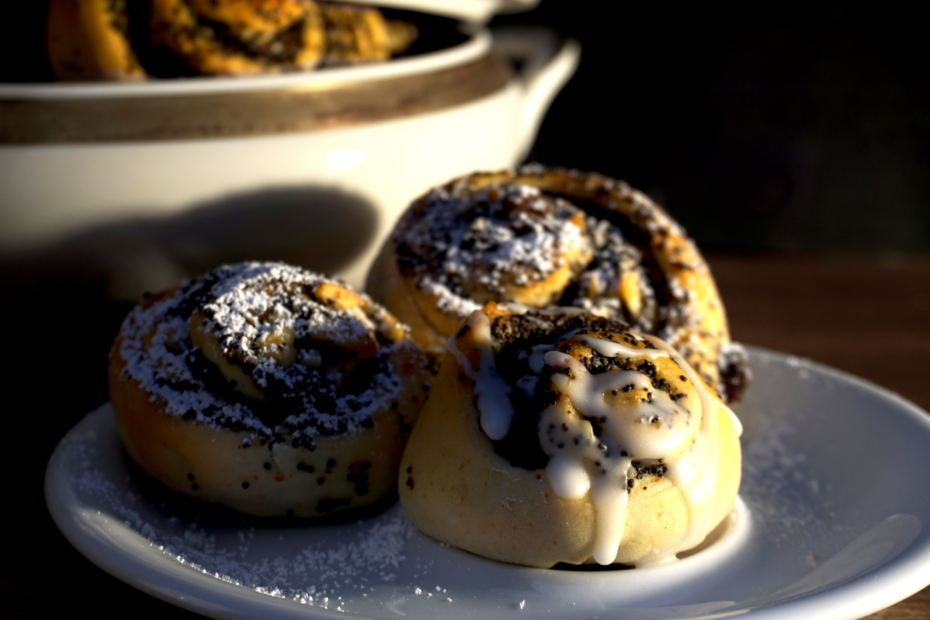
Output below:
[491,27,581,161]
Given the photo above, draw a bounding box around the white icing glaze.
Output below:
[589,469,630,565]
[542,346,700,564]
[633,334,742,566]
[545,454,591,499]
[643,334,742,438]
[453,307,742,566]
[546,352,695,459]
[447,311,515,441]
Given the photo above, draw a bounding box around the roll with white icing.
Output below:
[398,302,742,567]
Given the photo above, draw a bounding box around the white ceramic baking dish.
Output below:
[0,23,578,295]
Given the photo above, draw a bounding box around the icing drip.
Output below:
[542,344,697,565]
[453,306,741,565]
[448,311,515,441]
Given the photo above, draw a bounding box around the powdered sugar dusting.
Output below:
[117,262,411,443]
[741,417,829,542]
[120,293,273,434]
[419,278,481,317]
[396,183,590,318]
[202,262,375,363]
[60,416,419,610]
[68,442,417,611]
[738,355,842,549]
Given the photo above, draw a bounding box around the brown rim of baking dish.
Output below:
[0,32,509,145]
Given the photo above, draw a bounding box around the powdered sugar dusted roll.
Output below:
[109,262,431,518]
[366,166,750,403]
[399,302,742,568]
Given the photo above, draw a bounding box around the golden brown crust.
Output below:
[110,334,426,517]
[108,262,430,518]
[398,303,742,567]
[184,0,309,40]
[367,166,747,401]
[384,18,419,57]
[367,238,450,355]
[47,0,417,81]
[148,0,325,75]
[148,0,415,76]
[47,0,146,81]
[321,3,389,64]
[399,358,599,567]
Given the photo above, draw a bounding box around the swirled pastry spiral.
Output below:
[399,303,742,568]
[108,262,431,518]
[366,166,749,403]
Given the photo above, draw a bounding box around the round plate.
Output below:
[45,347,930,620]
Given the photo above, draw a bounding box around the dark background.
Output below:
[491,1,930,254]
[6,1,929,255]
[2,2,930,618]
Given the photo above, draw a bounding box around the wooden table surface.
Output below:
[709,255,930,620]
[4,253,929,619]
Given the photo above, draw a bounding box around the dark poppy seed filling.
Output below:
[490,312,624,470]
[117,262,416,447]
[470,309,685,472]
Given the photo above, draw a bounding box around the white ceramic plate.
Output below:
[45,347,930,620]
